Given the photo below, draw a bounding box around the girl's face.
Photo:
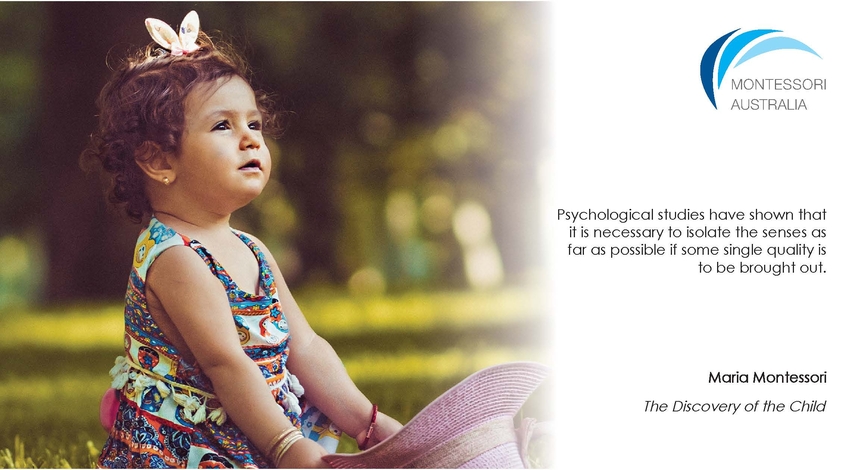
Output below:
[172,76,271,213]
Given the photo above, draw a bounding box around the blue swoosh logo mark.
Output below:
[700,29,821,109]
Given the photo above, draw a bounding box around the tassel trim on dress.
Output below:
[109,355,304,426]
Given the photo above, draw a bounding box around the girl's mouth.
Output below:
[239,159,262,171]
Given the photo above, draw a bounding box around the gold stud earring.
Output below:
[162,176,170,185]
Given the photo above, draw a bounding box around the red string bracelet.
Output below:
[358,404,378,450]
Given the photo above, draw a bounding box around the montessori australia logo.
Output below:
[700,29,824,110]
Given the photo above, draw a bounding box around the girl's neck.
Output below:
[153,209,231,237]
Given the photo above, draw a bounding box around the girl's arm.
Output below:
[146,246,328,467]
[248,237,403,447]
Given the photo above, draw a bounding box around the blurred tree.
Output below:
[0,3,42,227]
[34,3,149,302]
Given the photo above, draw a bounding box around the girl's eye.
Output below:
[249,121,263,131]
[212,121,230,131]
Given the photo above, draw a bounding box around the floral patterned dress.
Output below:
[98,218,339,468]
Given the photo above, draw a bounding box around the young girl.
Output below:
[83,11,402,468]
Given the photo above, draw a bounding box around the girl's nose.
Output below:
[240,127,262,150]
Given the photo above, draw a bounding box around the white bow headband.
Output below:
[145,10,201,56]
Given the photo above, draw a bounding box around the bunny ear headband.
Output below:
[145,10,201,56]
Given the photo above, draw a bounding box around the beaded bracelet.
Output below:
[358,404,379,450]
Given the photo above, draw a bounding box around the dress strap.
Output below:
[232,231,277,298]
[132,218,191,282]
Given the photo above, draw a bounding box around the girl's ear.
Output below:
[135,141,176,185]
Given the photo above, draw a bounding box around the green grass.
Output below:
[0,287,552,468]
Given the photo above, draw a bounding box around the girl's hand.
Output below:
[356,412,403,450]
[276,438,330,468]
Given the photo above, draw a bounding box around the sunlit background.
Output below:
[0,2,551,467]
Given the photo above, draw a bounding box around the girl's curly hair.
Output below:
[81,32,282,223]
